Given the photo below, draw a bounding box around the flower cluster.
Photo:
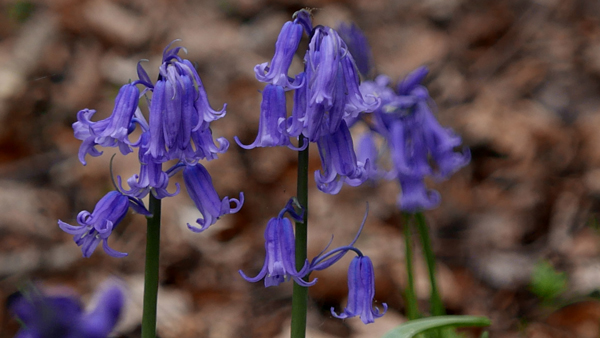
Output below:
[240,199,387,324]
[9,283,124,338]
[340,24,470,212]
[234,9,380,194]
[60,42,243,257]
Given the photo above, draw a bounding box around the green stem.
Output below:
[414,212,445,316]
[142,194,161,338]
[403,213,420,320]
[291,136,309,338]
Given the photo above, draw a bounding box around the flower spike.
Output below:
[360,67,470,212]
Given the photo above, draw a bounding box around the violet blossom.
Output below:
[362,69,470,212]
[331,255,388,324]
[61,41,243,257]
[58,191,149,258]
[146,41,227,162]
[73,83,140,165]
[238,9,379,195]
[183,163,244,233]
[10,283,124,338]
[239,199,314,287]
[337,22,470,212]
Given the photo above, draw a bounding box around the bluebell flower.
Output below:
[235,84,306,151]
[238,11,379,195]
[254,21,304,89]
[239,199,315,287]
[315,120,368,194]
[183,163,244,233]
[331,255,387,324]
[337,22,375,79]
[73,83,140,165]
[10,284,124,338]
[355,131,381,180]
[290,25,377,142]
[58,191,149,258]
[306,26,341,107]
[359,68,470,211]
[397,175,441,213]
[64,41,241,257]
[118,132,180,199]
[146,41,227,162]
[185,124,230,162]
[340,55,379,119]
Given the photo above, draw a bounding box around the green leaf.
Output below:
[529,260,567,302]
[382,316,491,338]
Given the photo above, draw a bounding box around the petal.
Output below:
[147,80,167,160]
[81,236,101,258]
[239,261,268,283]
[396,66,429,95]
[398,176,441,212]
[58,220,88,235]
[102,239,128,258]
[337,22,374,78]
[81,284,125,338]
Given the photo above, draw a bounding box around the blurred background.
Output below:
[2,0,600,337]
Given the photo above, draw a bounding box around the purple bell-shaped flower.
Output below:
[239,199,315,287]
[331,255,388,324]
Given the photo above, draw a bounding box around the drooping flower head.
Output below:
[331,255,388,324]
[145,41,227,162]
[360,68,470,212]
[63,41,243,258]
[58,191,149,258]
[10,283,125,338]
[299,25,378,141]
[239,198,315,287]
[237,9,379,195]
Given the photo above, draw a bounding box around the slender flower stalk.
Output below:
[142,195,161,338]
[403,214,419,320]
[415,212,445,316]
[291,135,309,338]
